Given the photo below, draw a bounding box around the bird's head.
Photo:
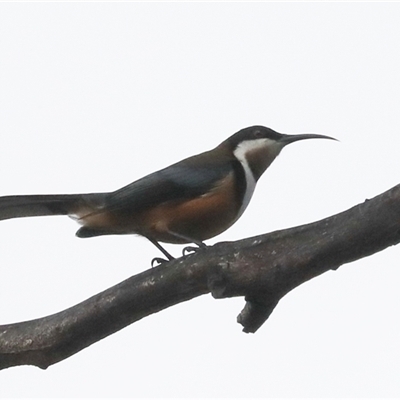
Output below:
[221,125,337,181]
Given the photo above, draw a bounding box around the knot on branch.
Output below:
[205,252,285,333]
[237,296,280,333]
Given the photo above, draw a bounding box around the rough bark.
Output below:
[1,184,399,370]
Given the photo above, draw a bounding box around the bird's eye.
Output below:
[254,130,263,138]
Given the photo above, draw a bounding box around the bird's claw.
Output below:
[182,244,207,256]
[151,257,170,267]
[182,246,198,256]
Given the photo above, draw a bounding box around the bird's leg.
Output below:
[147,238,175,267]
[147,232,208,266]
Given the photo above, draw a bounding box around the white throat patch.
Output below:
[233,138,284,218]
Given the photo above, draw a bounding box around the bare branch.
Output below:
[1,184,399,370]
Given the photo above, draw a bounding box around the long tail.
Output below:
[0,193,106,221]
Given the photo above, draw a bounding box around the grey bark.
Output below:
[1,184,399,370]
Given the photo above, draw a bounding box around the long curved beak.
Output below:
[279,133,338,145]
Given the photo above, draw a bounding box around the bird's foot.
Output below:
[151,257,174,267]
[182,243,207,257]
[147,237,175,267]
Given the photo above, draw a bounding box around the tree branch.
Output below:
[1,184,400,370]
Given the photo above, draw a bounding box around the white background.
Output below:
[1,2,400,398]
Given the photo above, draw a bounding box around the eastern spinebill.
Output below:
[0,126,336,262]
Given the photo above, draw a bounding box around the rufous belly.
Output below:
[78,172,241,244]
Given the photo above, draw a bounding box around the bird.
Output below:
[0,126,336,263]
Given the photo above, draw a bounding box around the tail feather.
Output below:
[0,193,106,221]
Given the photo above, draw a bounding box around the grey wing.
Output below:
[104,154,232,215]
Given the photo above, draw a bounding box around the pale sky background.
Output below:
[1,2,400,398]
